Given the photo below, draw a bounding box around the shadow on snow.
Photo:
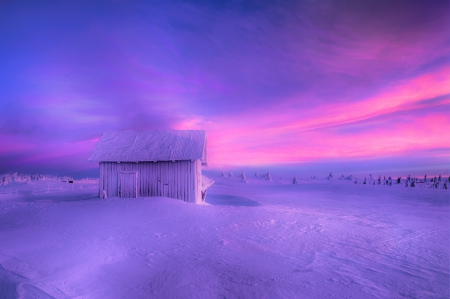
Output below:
[206,194,260,207]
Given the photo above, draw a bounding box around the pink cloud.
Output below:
[177,67,450,166]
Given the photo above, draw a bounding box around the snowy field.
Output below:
[0,172,448,299]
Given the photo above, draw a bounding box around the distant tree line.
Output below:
[0,172,74,186]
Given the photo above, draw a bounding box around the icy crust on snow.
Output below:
[88,130,207,163]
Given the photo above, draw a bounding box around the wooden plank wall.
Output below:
[99,160,198,202]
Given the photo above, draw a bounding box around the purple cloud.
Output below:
[0,0,448,173]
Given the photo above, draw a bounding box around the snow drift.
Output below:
[0,172,448,298]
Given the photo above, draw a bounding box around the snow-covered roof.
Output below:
[88,130,207,164]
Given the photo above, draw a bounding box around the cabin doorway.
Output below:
[163,183,169,197]
[118,171,138,198]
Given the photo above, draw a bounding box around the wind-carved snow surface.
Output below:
[0,172,448,298]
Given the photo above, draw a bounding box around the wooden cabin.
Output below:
[88,130,214,204]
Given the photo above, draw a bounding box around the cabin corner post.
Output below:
[99,162,104,198]
[194,159,203,204]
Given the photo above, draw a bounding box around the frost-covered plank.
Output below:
[112,162,117,197]
[188,161,195,203]
[144,163,148,196]
[170,162,174,198]
[183,161,188,201]
[163,162,167,197]
[152,162,157,196]
[150,162,155,196]
[185,161,188,201]
[177,163,181,199]
[138,163,143,196]
[195,159,202,203]
[155,162,160,197]
[193,160,198,203]
[99,163,103,198]
[143,163,149,197]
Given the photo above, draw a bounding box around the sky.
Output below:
[0,0,449,176]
